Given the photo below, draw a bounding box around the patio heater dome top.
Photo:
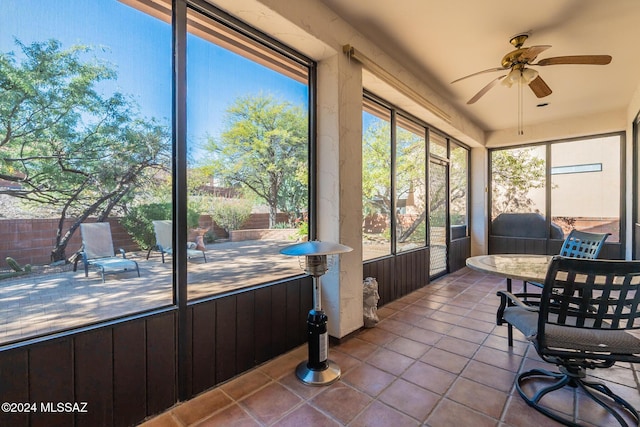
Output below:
[279,240,352,257]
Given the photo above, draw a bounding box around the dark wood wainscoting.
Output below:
[0,311,177,427]
[449,237,471,271]
[187,276,312,396]
[363,249,430,307]
[0,276,312,427]
[362,242,470,308]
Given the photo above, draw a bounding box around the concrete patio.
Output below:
[0,239,303,344]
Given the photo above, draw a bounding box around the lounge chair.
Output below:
[79,222,140,282]
[147,220,207,263]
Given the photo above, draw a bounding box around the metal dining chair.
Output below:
[497,256,640,426]
[523,229,610,293]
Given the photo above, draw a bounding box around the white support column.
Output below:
[470,146,489,256]
[316,52,364,338]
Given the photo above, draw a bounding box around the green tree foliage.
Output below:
[491,147,545,218]
[0,39,171,261]
[120,203,200,250]
[207,197,252,233]
[205,94,307,228]
[362,119,391,218]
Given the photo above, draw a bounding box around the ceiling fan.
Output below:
[452,33,612,105]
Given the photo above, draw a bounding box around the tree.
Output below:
[362,120,391,220]
[205,94,307,228]
[491,147,545,218]
[0,39,171,261]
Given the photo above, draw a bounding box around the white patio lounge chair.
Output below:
[148,220,207,263]
[79,222,140,282]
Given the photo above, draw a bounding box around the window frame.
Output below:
[488,132,625,247]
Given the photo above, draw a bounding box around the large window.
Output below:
[0,0,313,344]
[490,145,547,237]
[551,136,621,242]
[362,94,470,267]
[450,142,469,240]
[185,6,311,300]
[490,134,623,244]
[362,98,392,260]
[395,116,427,252]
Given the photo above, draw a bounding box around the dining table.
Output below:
[465,254,553,292]
[466,253,554,346]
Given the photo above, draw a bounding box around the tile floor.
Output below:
[139,267,640,427]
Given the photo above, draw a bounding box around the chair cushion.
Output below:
[544,325,640,354]
[504,306,539,340]
[504,306,640,355]
[91,257,138,272]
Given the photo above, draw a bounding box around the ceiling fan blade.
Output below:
[528,75,552,98]
[535,55,612,66]
[519,45,552,63]
[451,67,505,84]
[467,75,506,104]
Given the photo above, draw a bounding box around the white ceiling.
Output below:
[318,0,640,133]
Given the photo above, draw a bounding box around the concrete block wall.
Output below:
[1,212,296,268]
[0,218,136,268]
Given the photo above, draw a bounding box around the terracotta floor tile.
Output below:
[376,306,395,320]
[239,382,302,425]
[415,317,454,334]
[402,304,435,317]
[502,394,566,427]
[193,404,259,427]
[460,360,516,393]
[446,377,508,419]
[342,363,396,396]
[446,325,489,344]
[465,308,496,323]
[473,346,524,372]
[259,352,305,380]
[349,400,419,427]
[278,372,325,400]
[310,382,371,424]
[426,398,497,427]
[356,325,398,346]
[138,412,182,427]
[413,299,443,310]
[172,389,233,425]
[275,403,341,427]
[378,378,440,421]
[333,337,378,360]
[420,347,469,374]
[390,310,425,325]
[326,348,362,375]
[456,316,496,334]
[366,347,415,376]
[376,317,414,335]
[384,336,430,359]
[481,334,528,356]
[434,335,481,358]
[220,369,272,400]
[403,326,443,345]
[401,361,456,394]
[430,311,465,325]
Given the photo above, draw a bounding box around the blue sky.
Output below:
[1,0,308,153]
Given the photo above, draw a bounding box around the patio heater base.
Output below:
[295,360,340,386]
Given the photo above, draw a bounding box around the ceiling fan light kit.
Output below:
[451,33,612,134]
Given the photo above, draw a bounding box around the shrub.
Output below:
[121,203,200,250]
[209,198,252,233]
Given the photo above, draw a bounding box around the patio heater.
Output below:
[280,240,352,385]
